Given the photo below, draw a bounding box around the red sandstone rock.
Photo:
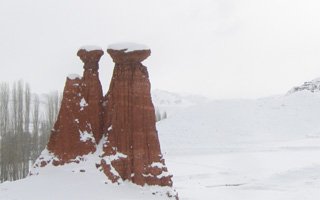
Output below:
[46,48,104,164]
[77,49,104,143]
[101,45,174,188]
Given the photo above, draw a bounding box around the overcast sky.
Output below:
[1,0,320,99]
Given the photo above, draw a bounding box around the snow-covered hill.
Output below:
[2,86,320,199]
[0,139,175,200]
[158,91,320,155]
[152,89,209,118]
[152,89,208,107]
[156,87,320,199]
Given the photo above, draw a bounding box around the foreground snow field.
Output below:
[167,139,320,200]
[157,91,320,200]
[2,90,320,199]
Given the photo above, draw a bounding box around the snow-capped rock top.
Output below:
[79,45,103,51]
[107,42,149,52]
[287,77,320,94]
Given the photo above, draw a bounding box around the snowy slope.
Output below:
[0,161,175,200]
[2,88,320,199]
[152,89,209,117]
[1,138,177,200]
[156,89,320,200]
[152,89,208,107]
[288,77,320,94]
[158,91,320,155]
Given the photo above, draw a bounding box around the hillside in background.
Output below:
[152,89,209,119]
[288,78,320,94]
[158,90,320,155]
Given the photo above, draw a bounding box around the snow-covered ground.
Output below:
[158,90,320,200]
[2,88,320,199]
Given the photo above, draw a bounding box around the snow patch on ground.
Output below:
[29,148,58,175]
[101,152,128,178]
[79,130,95,143]
[103,152,127,164]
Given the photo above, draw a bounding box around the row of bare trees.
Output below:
[155,108,167,122]
[0,81,60,182]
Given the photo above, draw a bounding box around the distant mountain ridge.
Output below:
[151,89,209,107]
[288,78,320,94]
[151,89,209,119]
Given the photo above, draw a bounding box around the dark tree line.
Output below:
[0,81,60,182]
[155,108,167,122]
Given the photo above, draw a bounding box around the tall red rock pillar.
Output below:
[45,47,104,164]
[77,48,104,143]
[101,44,174,188]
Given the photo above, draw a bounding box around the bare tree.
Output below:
[17,80,24,134]
[0,83,10,182]
[21,82,31,178]
[162,111,167,120]
[155,108,162,122]
[46,91,60,127]
[0,82,61,182]
[0,83,10,136]
[38,91,61,150]
[0,81,32,181]
[30,94,40,161]
[24,83,31,133]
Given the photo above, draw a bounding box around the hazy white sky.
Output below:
[1,0,320,99]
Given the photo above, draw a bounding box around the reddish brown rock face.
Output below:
[101,48,173,187]
[77,49,104,143]
[46,49,104,164]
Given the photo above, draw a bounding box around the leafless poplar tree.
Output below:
[0,82,61,182]
[0,83,10,181]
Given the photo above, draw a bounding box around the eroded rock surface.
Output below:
[45,48,104,165]
[100,46,173,187]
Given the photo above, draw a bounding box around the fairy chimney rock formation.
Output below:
[100,43,174,187]
[45,46,104,165]
[32,44,178,199]
[77,47,104,142]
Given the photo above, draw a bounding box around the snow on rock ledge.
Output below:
[107,43,151,64]
[107,42,150,53]
[67,74,82,80]
[79,130,95,143]
[79,45,103,51]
